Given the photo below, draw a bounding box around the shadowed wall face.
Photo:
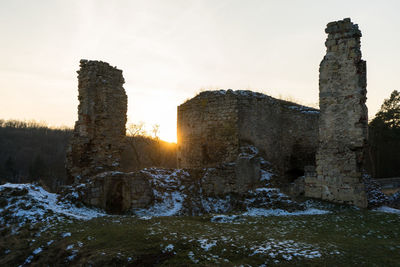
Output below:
[177,90,319,180]
[236,93,319,181]
[305,18,368,207]
[66,60,127,183]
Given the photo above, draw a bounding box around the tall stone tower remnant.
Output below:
[305,18,368,207]
[66,60,127,183]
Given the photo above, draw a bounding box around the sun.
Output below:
[127,89,180,144]
[159,123,177,143]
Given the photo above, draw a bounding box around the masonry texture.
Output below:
[177,90,319,180]
[304,18,368,207]
[85,171,153,213]
[66,60,127,183]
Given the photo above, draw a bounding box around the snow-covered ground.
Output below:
[1,180,399,266]
[135,168,189,217]
[131,165,333,218]
[0,183,106,232]
[2,173,399,232]
[249,239,325,260]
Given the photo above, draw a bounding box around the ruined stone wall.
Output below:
[236,92,319,180]
[305,18,368,207]
[177,90,319,180]
[177,90,239,168]
[85,171,153,213]
[66,60,127,183]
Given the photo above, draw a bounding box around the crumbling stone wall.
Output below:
[200,150,262,196]
[236,92,319,181]
[177,90,319,179]
[305,18,368,207]
[177,90,239,168]
[66,60,127,183]
[64,60,155,213]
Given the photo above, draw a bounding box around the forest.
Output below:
[367,90,400,178]
[0,120,177,192]
[0,90,399,192]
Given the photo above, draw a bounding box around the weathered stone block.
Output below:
[235,155,260,189]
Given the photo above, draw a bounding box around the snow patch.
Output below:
[260,170,273,182]
[135,169,189,217]
[250,239,323,260]
[22,255,34,266]
[33,247,42,255]
[238,145,259,158]
[188,251,199,263]
[0,183,105,227]
[136,191,184,217]
[243,208,330,217]
[162,244,174,253]
[198,239,217,251]
[62,232,72,238]
[211,215,240,223]
[255,187,278,193]
[201,196,231,214]
[287,105,319,114]
[374,206,400,215]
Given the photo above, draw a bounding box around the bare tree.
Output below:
[126,122,148,167]
[149,124,161,166]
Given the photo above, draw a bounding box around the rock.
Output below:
[235,152,261,191]
[85,171,154,214]
[288,176,305,197]
[200,150,262,197]
[388,191,400,209]
[363,175,388,208]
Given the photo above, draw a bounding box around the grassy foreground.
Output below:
[1,207,399,266]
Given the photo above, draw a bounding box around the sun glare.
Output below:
[159,124,177,143]
[127,106,178,144]
[127,89,180,144]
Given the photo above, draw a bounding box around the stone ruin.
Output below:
[65,18,373,213]
[66,60,127,183]
[304,18,368,207]
[177,90,319,183]
[66,60,152,213]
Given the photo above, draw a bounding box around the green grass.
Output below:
[1,209,400,266]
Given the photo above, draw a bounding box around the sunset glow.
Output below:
[1,1,400,143]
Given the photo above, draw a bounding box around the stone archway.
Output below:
[105,177,131,214]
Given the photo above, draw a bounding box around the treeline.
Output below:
[0,120,177,192]
[367,90,400,178]
[0,120,71,191]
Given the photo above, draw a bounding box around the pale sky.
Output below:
[1,0,399,142]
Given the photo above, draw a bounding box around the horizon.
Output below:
[1,0,399,143]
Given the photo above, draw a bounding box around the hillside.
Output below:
[1,183,399,266]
